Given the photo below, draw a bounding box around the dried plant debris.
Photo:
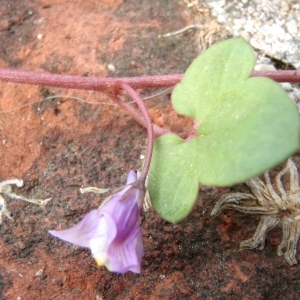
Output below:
[80,181,152,212]
[211,158,300,265]
[0,179,51,224]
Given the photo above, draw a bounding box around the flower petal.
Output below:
[106,188,143,273]
[49,209,116,248]
[126,170,137,184]
[108,230,143,273]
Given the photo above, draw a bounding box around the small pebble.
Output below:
[35,269,43,277]
[286,19,298,35]
[107,63,116,72]
[281,2,289,13]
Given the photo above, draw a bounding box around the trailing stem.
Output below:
[0,69,300,92]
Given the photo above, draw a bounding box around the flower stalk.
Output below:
[113,81,153,182]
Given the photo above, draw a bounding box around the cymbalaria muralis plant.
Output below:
[1,38,300,271]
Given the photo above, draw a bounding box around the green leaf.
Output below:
[147,135,199,223]
[148,38,300,223]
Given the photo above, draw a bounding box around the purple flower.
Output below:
[49,171,145,273]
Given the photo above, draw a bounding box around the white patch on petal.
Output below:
[89,217,110,266]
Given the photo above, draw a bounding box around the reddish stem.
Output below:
[0,68,182,90]
[251,70,300,83]
[113,82,154,183]
[1,69,300,93]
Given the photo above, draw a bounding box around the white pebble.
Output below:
[107,63,116,72]
[211,7,226,17]
[286,19,298,35]
[281,2,289,13]
[35,269,43,277]
[217,15,226,23]
[254,64,276,71]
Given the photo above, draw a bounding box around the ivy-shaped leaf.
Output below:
[148,38,300,223]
